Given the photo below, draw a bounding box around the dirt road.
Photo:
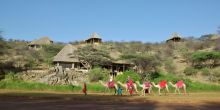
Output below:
[0,90,220,110]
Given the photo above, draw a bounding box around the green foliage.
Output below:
[151,73,220,91]
[0,80,81,92]
[148,72,161,80]
[0,78,106,92]
[191,51,220,68]
[120,54,161,73]
[115,70,141,83]
[87,83,106,92]
[152,73,188,84]
[88,67,109,82]
[4,72,19,81]
[75,45,112,67]
[184,67,198,76]
[41,44,64,65]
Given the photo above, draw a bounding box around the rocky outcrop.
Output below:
[19,68,88,86]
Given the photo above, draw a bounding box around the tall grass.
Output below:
[0,73,107,92]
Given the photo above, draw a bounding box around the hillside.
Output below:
[1,34,220,84]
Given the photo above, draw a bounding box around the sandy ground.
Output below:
[0,89,220,110]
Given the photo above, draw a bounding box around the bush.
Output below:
[191,51,220,68]
[115,70,141,83]
[184,67,198,76]
[164,58,176,74]
[4,72,20,81]
[88,67,109,82]
[200,68,210,76]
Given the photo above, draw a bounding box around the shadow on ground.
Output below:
[0,92,220,110]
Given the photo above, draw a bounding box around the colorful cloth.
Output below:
[117,88,123,95]
[159,80,167,88]
[176,80,184,88]
[108,81,115,88]
[129,87,133,95]
[144,81,151,88]
[126,79,134,89]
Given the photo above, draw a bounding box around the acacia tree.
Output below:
[74,45,112,68]
[191,51,220,68]
[120,53,161,78]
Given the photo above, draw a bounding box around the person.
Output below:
[82,82,87,96]
[126,76,134,95]
[117,85,123,96]
[143,80,151,95]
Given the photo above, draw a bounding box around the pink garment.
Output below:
[127,79,134,89]
[144,81,151,88]
[108,81,115,88]
[176,80,184,88]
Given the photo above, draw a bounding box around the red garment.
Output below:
[82,83,87,94]
[108,81,115,88]
[159,80,167,88]
[128,79,134,85]
[129,88,133,95]
[144,81,151,88]
[126,79,134,88]
[176,80,184,88]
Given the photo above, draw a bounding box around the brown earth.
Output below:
[0,90,220,110]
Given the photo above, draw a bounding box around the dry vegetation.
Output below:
[1,33,220,84]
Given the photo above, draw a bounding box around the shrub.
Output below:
[164,58,176,74]
[88,67,109,82]
[115,70,141,83]
[184,67,198,76]
[200,68,210,76]
[4,72,19,81]
[191,51,220,68]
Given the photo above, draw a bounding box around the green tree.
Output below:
[115,70,141,83]
[74,45,112,67]
[88,67,109,82]
[120,54,161,75]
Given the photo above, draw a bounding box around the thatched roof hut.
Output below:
[53,44,79,63]
[29,37,53,45]
[166,33,182,42]
[28,37,53,49]
[85,32,102,44]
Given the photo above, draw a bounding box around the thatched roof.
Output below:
[113,60,132,65]
[29,37,53,45]
[53,44,79,63]
[86,32,101,40]
[166,33,182,42]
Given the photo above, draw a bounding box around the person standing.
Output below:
[82,82,87,96]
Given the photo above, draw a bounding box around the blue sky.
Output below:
[0,0,220,43]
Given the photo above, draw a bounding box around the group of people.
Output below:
[82,76,186,96]
[82,76,152,96]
